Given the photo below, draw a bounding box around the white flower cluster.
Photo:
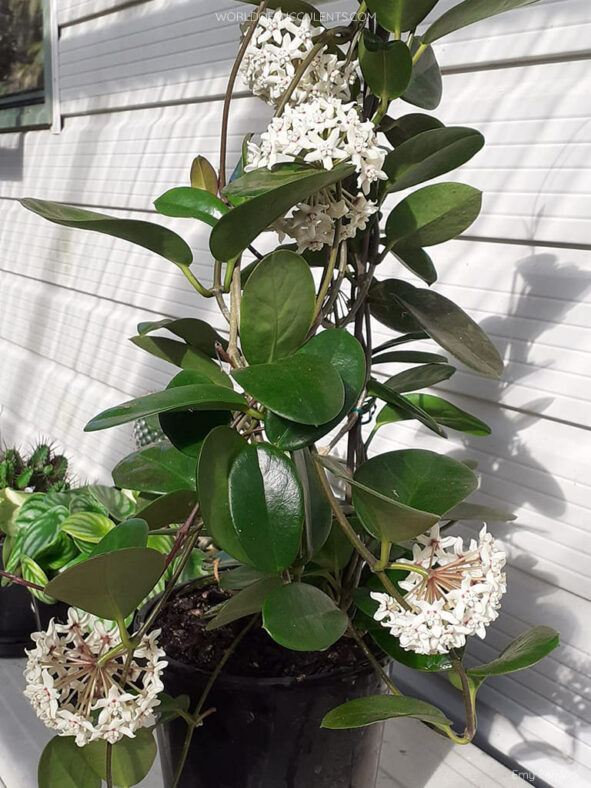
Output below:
[239,11,358,105]
[371,526,507,655]
[24,608,166,746]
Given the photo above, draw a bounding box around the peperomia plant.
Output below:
[15,0,560,786]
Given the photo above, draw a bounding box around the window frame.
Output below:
[0,0,55,132]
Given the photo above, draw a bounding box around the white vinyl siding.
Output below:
[0,0,589,784]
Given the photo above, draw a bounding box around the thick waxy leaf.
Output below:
[403,39,442,110]
[384,362,456,392]
[210,163,356,261]
[233,355,344,426]
[391,245,437,285]
[224,162,313,198]
[443,502,515,521]
[263,583,347,651]
[86,486,136,521]
[240,250,316,364]
[371,626,457,672]
[265,329,366,448]
[376,393,491,436]
[82,728,157,786]
[383,127,484,193]
[60,512,114,544]
[359,32,413,100]
[112,445,197,494]
[45,547,165,620]
[21,506,69,559]
[368,378,446,438]
[228,443,304,573]
[321,695,452,729]
[130,336,231,387]
[424,0,539,44]
[190,155,218,193]
[386,279,504,377]
[85,385,247,431]
[89,519,149,557]
[293,448,332,559]
[154,186,228,226]
[384,113,444,147]
[369,280,424,333]
[207,576,282,630]
[219,565,266,590]
[373,331,429,354]
[20,198,192,267]
[467,626,559,680]
[313,523,353,571]
[365,0,439,32]
[198,427,250,565]
[136,490,199,529]
[386,183,482,248]
[372,351,448,365]
[137,317,228,356]
[39,736,101,788]
[352,449,478,542]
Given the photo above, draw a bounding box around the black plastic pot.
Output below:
[0,581,66,657]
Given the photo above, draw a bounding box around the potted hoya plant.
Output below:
[11,0,560,786]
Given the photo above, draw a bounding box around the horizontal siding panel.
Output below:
[58,0,140,26]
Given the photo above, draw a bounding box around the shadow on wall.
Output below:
[0,132,24,181]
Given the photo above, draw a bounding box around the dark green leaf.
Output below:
[136,317,228,357]
[210,164,355,261]
[391,245,437,285]
[424,0,539,45]
[265,329,366,448]
[39,736,101,788]
[82,728,157,786]
[293,448,332,559]
[85,385,247,432]
[368,378,446,437]
[112,445,197,494]
[240,250,316,365]
[376,393,491,436]
[359,32,413,100]
[383,127,484,193]
[369,279,424,333]
[219,565,266,590]
[45,547,165,620]
[228,443,304,572]
[233,355,344,426]
[89,519,149,557]
[384,362,456,392]
[386,279,504,377]
[443,502,515,521]
[20,198,192,267]
[385,113,444,147]
[371,625,457,671]
[372,351,448,365]
[131,335,231,387]
[403,39,442,110]
[321,695,452,729]
[263,583,348,651]
[365,0,439,32]
[207,576,282,630]
[313,522,353,571]
[154,186,228,226]
[136,490,199,529]
[386,183,482,248]
[223,162,313,198]
[467,626,559,679]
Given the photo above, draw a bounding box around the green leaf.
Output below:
[82,728,157,786]
[223,162,313,198]
[228,443,304,573]
[385,279,504,377]
[376,393,491,436]
[368,378,446,438]
[372,351,448,365]
[443,502,515,521]
[154,186,228,226]
[386,183,482,248]
[423,0,539,45]
[190,155,218,193]
[156,692,191,724]
[20,198,192,267]
[86,486,137,521]
[39,736,101,788]
[198,427,250,565]
[384,362,456,392]
[265,329,366,449]
[240,250,316,364]
[45,547,165,620]
[383,127,484,193]
[352,448,478,542]
[321,695,452,729]
[391,245,437,285]
[365,0,439,32]
[403,39,442,110]
[313,522,353,572]
[130,335,231,387]
[233,354,344,426]
[85,384,247,432]
[112,445,197,494]
[21,506,69,559]
[369,279,424,333]
[293,448,332,559]
[219,565,266,590]
[60,512,114,544]
[21,557,54,604]
[137,317,227,357]
[467,626,559,679]
[210,163,355,261]
[359,32,413,100]
[207,576,282,630]
[384,113,444,147]
[89,519,149,557]
[368,620,457,671]
[137,490,199,529]
[263,583,348,651]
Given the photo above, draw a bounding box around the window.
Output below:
[0,0,54,131]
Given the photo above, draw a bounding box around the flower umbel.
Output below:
[24,608,166,745]
[371,526,507,655]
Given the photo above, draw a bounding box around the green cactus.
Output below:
[0,442,70,492]
[133,415,165,448]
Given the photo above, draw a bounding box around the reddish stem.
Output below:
[164,503,200,570]
[0,569,44,592]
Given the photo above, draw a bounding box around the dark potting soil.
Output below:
[155,583,366,679]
